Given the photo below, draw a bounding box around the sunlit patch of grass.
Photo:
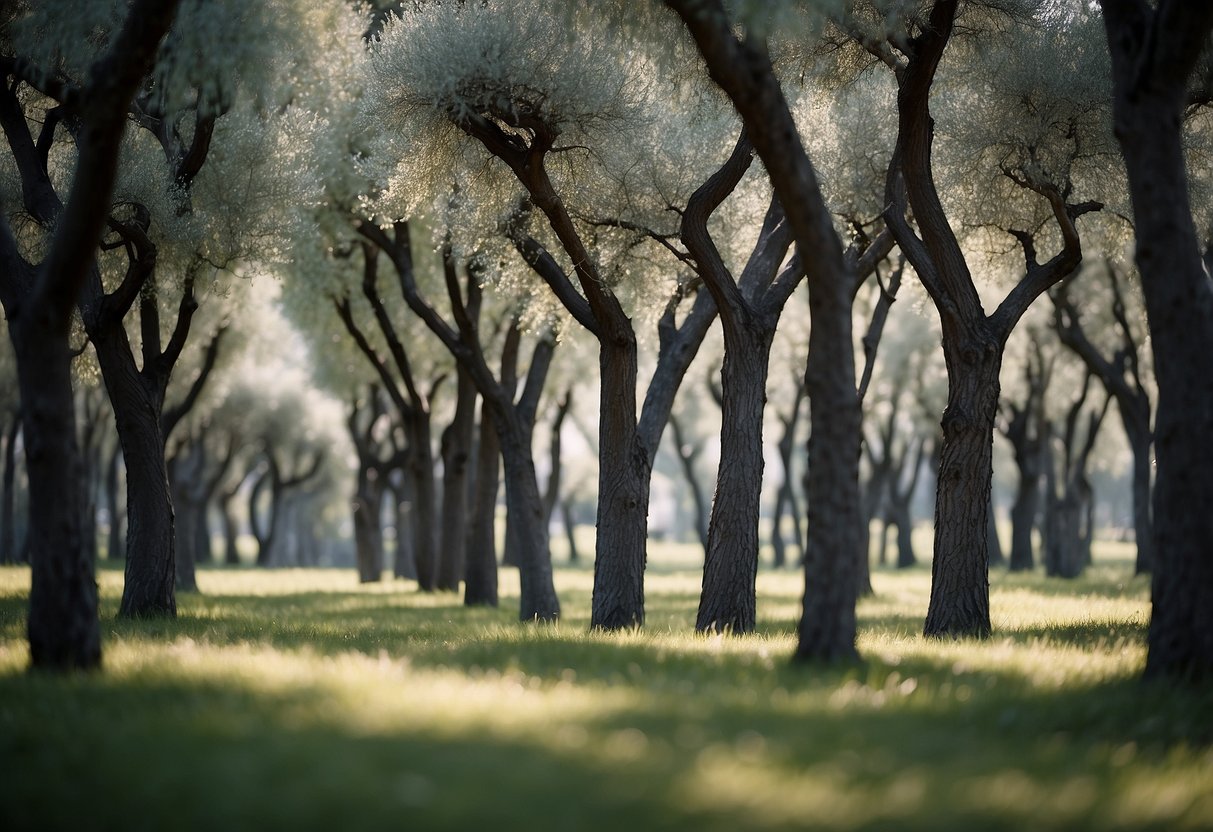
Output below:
[0,544,1210,831]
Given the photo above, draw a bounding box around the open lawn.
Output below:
[1,549,1210,831]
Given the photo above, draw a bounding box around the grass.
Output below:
[0,547,1210,832]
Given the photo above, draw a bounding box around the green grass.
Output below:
[0,550,1209,832]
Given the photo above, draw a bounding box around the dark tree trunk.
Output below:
[1008,467,1041,572]
[0,414,18,565]
[669,413,710,555]
[407,416,440,591]
[591,337,648,630]
[221,489,241,566]
[987,491,1004,568]
[437,368,476,591]
[771,384,805,569]
[561,499,580,565]
[496,412,560,621]
[697,324,773,634]
[12,316,100,666]
[796,275,862,661]
[892,502,916,569]
[1128,435,1153,574]
[392,475,417,580]
[465,407,500,606]
[105,442,124,561]
[923,345,1002,639]
[353,467,384,583]
[96,332,177,617]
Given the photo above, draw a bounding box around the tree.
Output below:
[665,0,879,660]
[842,1,1104,637]
[0,0,180,668]
[1052,262,1153,574]
[998,333,1052,572]
[1098,0,1213,679]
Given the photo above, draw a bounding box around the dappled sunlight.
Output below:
[2,562,1210,831]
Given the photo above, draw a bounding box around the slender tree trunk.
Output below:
[0,415,18,565]
[465,408,500,606]
[105,443,123,561]
[669,414,710,555]
[392,475,417,580]
[437,368,476,592]
[591,338,648,630]
[697,325,773,633]
[496,413,559,621]
[987,491,1004,568]
[1126,428,1154,575]
[923,347,1002,639]
[893,503,916,569]
[173,477,198,592]
[13,316,100,666]
[408,417,440,591]
[1009,465,1041,572]
[353,468,383,583]
[221,490,241,565]
[561,499,580,565]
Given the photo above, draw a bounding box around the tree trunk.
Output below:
[353,467,384,583]
[561,499,580,565]
[987,491,1004,568]
[391,475,417,580]
[105,443,123,561]
[669,414,710,555]
[88,324,179,618]
[893,501,916,569]
[1100,0,1213,680]
[465,407,500,607]
[0,415,18,565]
[796,272,862,661]
[1126,426,1153,575]
[407,417,440,591]
[496,412,560,621]
[696,325,773,633]
[221,490,241,566]
[173,479,198,592]
[591,337,648,630]
[12,315,100,667]
[1008,464,1040,572]
[437,368,476,591]
[923,345,1001,639]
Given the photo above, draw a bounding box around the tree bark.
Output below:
[923,344,1002,638]
[591,336,648,629]
[353,466,384,583]
[105,442,124,561]
[436,367,476,591]
[696,325,773,633]
[465,406,500,607]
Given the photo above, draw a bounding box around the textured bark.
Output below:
[696,326,773,633]
[592,337,648,629]
[497,415,560,621]
[12,313,99,667]
[437,367,476,591]
[923,345,1001,638]
[666,0,863,660]
[797,274,862,660]
[465,407,500,607]
[0,0,179,667]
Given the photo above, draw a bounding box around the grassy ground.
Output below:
[1,548,1209,831]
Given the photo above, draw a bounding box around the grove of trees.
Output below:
[2,0,1211,680]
